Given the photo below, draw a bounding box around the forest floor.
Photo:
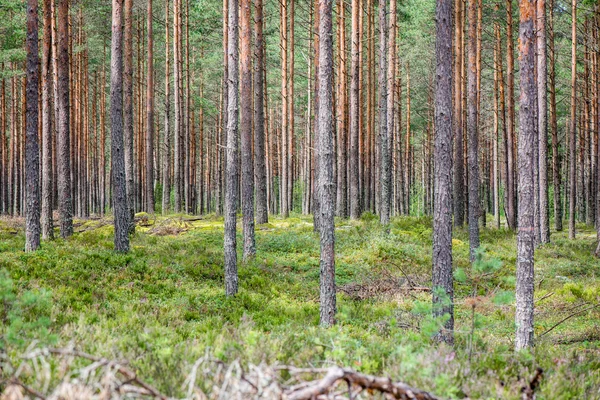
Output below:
[1,213,599,398]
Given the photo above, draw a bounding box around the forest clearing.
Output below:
[2,0,600,396]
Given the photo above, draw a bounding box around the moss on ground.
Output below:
[1,214,599,398]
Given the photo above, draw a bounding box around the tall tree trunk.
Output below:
[335,0,348,218]
[349,0,361,219]
[317,0,336,327]
[123,0,135,231]
[432,0,454,345]
[25,0,40,252]
[224,0,240,295]
[568,0,577,239]
[548,0,561,231]
[378,0,390,225]
[146,0,155,213]
[466,0,479,260]
[240,0,256,259]
[505,0,517,229]
[386,0,397,217]
[515,0,536,351]
[111,0,130,252]
[453,0,464,227]
[254,0,268,224]
[162,0,171,214]
[493,16,501,229]
[56,0,73,237]
[41,0,54,239]
[537,0,549,243]
[173,0,182,212]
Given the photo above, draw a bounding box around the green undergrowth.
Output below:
[0,214,599,398]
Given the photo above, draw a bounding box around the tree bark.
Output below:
[453,0,464,227]
[515,0,536,350]
[110,0,130,253]
[548,0,561,232]
[432,0,454,345]
[162,0,171,214]
[466,0,479,261]
[41,0,54,239]
[123,0,135,231]
[240,0,256,259]
[378,0,390,225]
[537,0,549,243]
[316,0,336,327]
[224,0,240,295]
[254,0,268,224]
[25,0,41,252]
[568,0,577,239]
[146,0,155,213]
[56,0,73,237]
[505,0,517,230]
[349,0,361,219]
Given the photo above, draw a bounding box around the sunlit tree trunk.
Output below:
[569,0,577,239]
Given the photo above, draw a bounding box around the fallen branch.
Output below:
[538,303,600,338]
[283,366,441,400]
[25,348,168,400]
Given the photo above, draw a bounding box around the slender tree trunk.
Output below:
[467,0,479,260]
[41,0,54,239]
[378,0,390,225]
[386,0,397,217]
[123,0,135,231]
[548,0,561,232]
[254,0,268,224]
[515,0,536,351]
[432,0,454,345]
[110,0,130,252]
[453,0,464,227]
[146,0,155,213]
[25,0,41,252]
[162,0,171,214]
[349,0,361,219]
[505,0,517,229]
[569,0,577,239]
[537,0,549,243]
[240,0,256,258]
[335,0,348,218]
[56,0,73,237]
[224,0,240,295]
[317,0,336,327]
[493,17,501,229]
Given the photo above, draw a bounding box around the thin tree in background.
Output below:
[432,0,454,345]
[349,0,361,219]
[568,0,577,240]
[41,0,54,240]
[56,0,73,238]
[110,0,130,253]
[224,0,240,295]
[316,0,336,327]
[123,0,135,231]
[505,0,516,230]
[254,0,268,224]
[548,0,561,232]
[162,0,171,214]
[453,0,464,227]
[515,0,536,350]
[240,0,256,259]
[146,0,155,213]
[466,0,479,260]
[25,0,40,252]
[537,0,549,243]
[378,0,390,225]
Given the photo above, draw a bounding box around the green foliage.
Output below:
[0,269,56,350]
